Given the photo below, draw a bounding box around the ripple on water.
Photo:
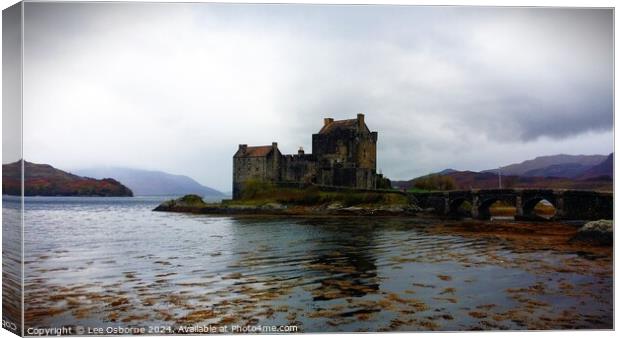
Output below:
[20,197,613,331]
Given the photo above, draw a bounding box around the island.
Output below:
[154,186,418,216]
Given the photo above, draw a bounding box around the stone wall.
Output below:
[233,156,268,199]
[232,145,281,199]
[312,128,357,167]
[311,119,377,189]
[281,154,318,184]
[356,132,378,170]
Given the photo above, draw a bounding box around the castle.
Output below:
[232,114,386,199]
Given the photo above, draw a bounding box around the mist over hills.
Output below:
[75,167,226,198]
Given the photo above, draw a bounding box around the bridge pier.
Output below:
[470,195,479,219]
[515,195,523,218]
[554,192,565,219]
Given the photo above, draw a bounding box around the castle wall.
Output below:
[356,168,376,189]
[318,167,377,189]
[233,156,266,199]
[312,128,357,167]
[318,168,334,186]
[356,132,377,170]
[281,154,317,184]
[232,148,281,199]
[311,119,377,189]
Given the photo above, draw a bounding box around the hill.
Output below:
[578,153,613,180]
[522,163,593,178]
[2,161,133,197]
[437,168,458,175]
[75,167,225,198]
[483,154,607,178]
[399,170,612,192]
[395,153,612,192]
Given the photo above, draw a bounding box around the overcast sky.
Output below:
[20,3,613,191]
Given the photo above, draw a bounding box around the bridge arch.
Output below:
[448,197,473,217]
[477,197,516,220]
[521,196,557,220]
[477,198,498,220]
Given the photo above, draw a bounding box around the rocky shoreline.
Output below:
[154,195,613,246]
[153,198,420,217]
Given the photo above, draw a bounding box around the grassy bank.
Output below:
[229,184,408,207]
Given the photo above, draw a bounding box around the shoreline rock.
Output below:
[571,220,613,246]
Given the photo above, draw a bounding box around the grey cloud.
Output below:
[20,3,613,189]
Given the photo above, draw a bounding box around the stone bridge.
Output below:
[408,189,613,221]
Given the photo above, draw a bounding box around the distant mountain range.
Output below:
[4,154,610,197]
[75,167,225,198]
[481,154,608,178]
[394,153,613,191]
[2,161,133,197]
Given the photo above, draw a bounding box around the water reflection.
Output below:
[302,219,380,301]
[21,197,612,332]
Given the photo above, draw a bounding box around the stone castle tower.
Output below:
[232,114,381,199]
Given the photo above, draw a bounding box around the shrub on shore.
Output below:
[155,194,207,210]
[241,179,276,199]
[412,174,456,191]
[179,194,206,206]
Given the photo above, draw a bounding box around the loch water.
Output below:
[7,196,613,332]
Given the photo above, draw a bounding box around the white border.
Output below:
[0,1,616,338]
